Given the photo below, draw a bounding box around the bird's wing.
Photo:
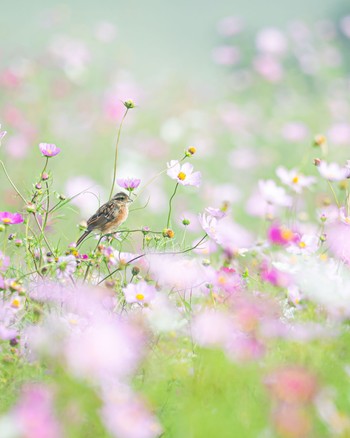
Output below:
[87,201,117,231]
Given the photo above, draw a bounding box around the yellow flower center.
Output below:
[281,228,294,241]
[11,298,20,308]
[188,146,196,155]
[298,241,306,248]
[345,217,350,224]
[2,218,11,224]
[136,293,145,301]
[319,253,328,261]
[177,172,186,181]
[292,176,299,184]
[217,275,227,285]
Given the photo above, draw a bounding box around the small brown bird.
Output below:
[76,192,132,247]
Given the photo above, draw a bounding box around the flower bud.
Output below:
[320,233,327,242]
[162,228,175,239]
[59,194,66,200]
[9,338,18,347]
[15,239,23,247]
[132,266,140,276]
[142,226,150,235]
[124,99,135,109]
[313,158,321,167]
[41,172,49,181]
[185,146,197,157]
[313,134,326,147]
[8,233,16,241]
[26,202,36,213]
[182,218,190,226]
[35,183,42,190]
[0,224,5,232]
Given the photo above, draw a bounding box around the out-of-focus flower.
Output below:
[340,16,350,38]
[282,122,309,142]
[102,391,163,438]
[261,260,292,288]
[205,207,227,219]
[339,207,350,225]
[258,180,292,207]
[117,177,141,191]
[287,234,319,255]
[0,251,10,272]
[317,161,348,181]
[256,28,288,55]
[39,142,61,157]
[328,123,350,145]
[254,55,283,82]
[210,266,243,295]
[217,16,244,36]
[0,212,24,225]
[95,21,117,43]
[123,281,157,304]
[276,167,316,193]
[266,366,318,404]
[192,310,233,348]
[272,404,312,438]
[56,255,77,279]
[167,160,201,187]
[212,46,240,65]
[268,223,296,246]
[0,384,62,438]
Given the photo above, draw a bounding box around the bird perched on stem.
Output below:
[76,192,132,247]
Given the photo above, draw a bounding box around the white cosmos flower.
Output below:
[167,160,201,187]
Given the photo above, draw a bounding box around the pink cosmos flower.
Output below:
[258,180,292,207]
[123,281,157,304]
[39,142,61,157]
[281,122,308,142]
[317,161,348,181]
[276,167,316,193]
[260,260,292,288]
[117,177,141,191]
[9,384,62,438]
[205,207,227,219]
[56,255,77,279]
[254,55,284,82]
[167,160,201,187]
[192,310,233,348]
[0,212,23,225]
[210,266,243,295]
[268,223,297,246]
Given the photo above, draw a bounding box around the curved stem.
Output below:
[166,183,179,228]
[0,160,27,203]
[109,108,129,201]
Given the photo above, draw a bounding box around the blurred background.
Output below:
[1,0,350,246]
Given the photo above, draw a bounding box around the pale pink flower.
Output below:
[258,180,292,207]
[102,391,162,438]
[212,46,240,65]
[328,123,350,145]
[287,234,319,255]
[282,122,309,142]
[205,207,227,219]
[39,142,61,157]
[117,177,141,191]
[56,255,77,279]
[123,281,156,304]
[339,207,350,225]
[256,28,288,55]
[254,55,283,82]
[317,161,348,181]
[192,310,233,347]
[276,167,315,193]
[217,16,244,36]
[5,384,62,438]
[0,251,10,272]
[166,160,201,187]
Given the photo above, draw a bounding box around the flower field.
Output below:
[1,6,350,438]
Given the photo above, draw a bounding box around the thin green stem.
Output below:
[109,108,129,201]
[0,160,27,203]
[327,181,340,208]
[166,183,179,228]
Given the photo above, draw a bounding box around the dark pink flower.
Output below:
[0,211,24,225]
[39,142,61,157]
[117,177,141,191]
[268,223,297,246]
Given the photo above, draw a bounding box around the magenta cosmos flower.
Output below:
[167,160,202,187]
[0,212,23,225]
[117,177,141,191]
[39,142,61,157]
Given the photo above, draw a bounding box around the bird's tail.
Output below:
[76,230,91,247]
